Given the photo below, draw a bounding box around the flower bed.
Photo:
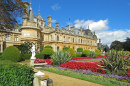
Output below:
[95,56,107,59]
[83,61,100,64]
[59,62,105,73]
[44,59,53,65]
[71,57,92,60]
[120,71,130,77]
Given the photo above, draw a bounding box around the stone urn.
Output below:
[34,63,47,76]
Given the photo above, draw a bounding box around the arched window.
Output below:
[57,46,59,51]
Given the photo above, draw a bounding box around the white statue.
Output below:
[31,44,36,59]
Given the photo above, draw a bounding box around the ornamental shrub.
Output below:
[67,48,76,57]
[2,46,21,62]
[88,51,97,58]
[63,47,69,51]
[101,49,130,72]
[95,49,101,56]
[77,48,83,52]
[0,60,34,86]
[51,50,71,65]
[76,54,82,57]
[82,49,91,57]
[45,45,53,49]
[42,48,54,59]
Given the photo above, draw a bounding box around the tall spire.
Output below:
[30,0,32,10]
[38,5,40,14]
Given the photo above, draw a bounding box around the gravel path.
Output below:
[19,62,105,86]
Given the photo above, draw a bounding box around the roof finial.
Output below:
[30,0,32,10]
[39,5,40,14]
[88,25,89,29]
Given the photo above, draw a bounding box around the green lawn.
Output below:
[21,59,30,62]
[75,58,103,62]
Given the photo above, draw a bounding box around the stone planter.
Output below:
[34,63,47,76]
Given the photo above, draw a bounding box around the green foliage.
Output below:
[101,49,130,73]
[82,49,91,57]
[63,47,69,51]
[0,60,34,86]
[18,44,29,54]
[77,48,83,52]
[95,49,101,56]
[51,50,71,65]
[35,53,44,59]
[42,48,54,59]
[45,45,53,49]
[2,46,21,62]
[21,54,31,59]
[88,51,97,58]
[21,53,44,60]
[76,54,82,57]
[67,48,76,57]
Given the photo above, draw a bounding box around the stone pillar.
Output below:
[1,41,3,52]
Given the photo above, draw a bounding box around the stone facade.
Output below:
[0,1,98,53]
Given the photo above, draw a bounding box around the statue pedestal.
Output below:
[30,58,36,66]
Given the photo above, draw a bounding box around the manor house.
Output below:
[0,1,97,53]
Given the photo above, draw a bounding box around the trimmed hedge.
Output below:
[42,48,54,59]
[76,54,82,57]
[63,47,69,51]
[67,48,76,57]
[0,60,34,86]
[21,53,44,60]
[82,49,91,57]
[1,46,21,62]
[45,45,53,49]
[77,48,83,52]
[95,49,101,56]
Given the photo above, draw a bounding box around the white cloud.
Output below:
[74,19,130,46]
[74,19,108,32]
[96,30,130,46]
[51,19,56,23]
[51,3,61,10]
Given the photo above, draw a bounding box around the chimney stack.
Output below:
[66,25,69,31]
[47,16,51,27]
[56,22,59,28]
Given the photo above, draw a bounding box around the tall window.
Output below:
[63,36,65,41]
[73,38,74,43]
[78,39,80,43]
[73,47,74,49]
[68,37,70,42]
[5,34,10,40]
[14,36,18,41]
[81,39,82,43]
[41,45,44,51]
[57,36,59,41]
[91,41,92,45]
[51,35,52,41]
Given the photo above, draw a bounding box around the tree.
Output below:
[0,0,24,30]
[110,40,123,49]
[124,37,130,51]
[18,44,29,54]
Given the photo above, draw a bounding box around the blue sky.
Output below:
[21,0,130,46]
